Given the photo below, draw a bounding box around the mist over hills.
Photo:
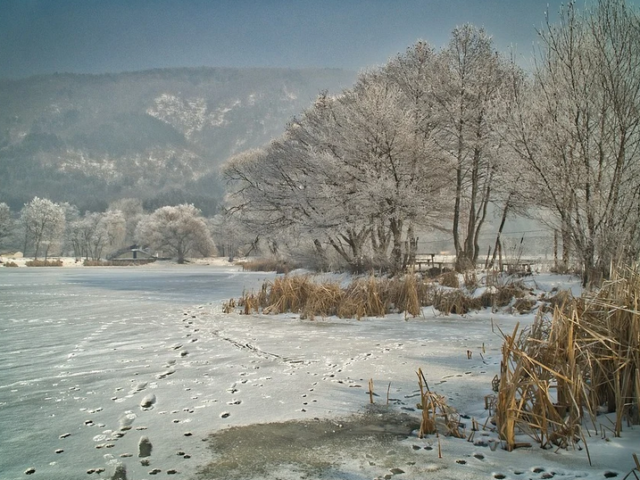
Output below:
[0,67,356,214]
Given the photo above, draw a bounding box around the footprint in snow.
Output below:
[140,393,156,409]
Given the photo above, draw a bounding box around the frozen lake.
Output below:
[1,267,634,480]
[0,266,273,480]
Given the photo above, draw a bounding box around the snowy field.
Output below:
[0,266,638,480]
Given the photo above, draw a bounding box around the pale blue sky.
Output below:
[0,0,632,79]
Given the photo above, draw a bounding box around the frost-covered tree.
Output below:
[506,0,640,285]
[326,73,446,272]
[108,198,144,245]
[432,25,519,271]
[135,204,216,263]
[380,42,452,267]
[208,213,257,259]
[68,216,91,260]
[224,29,519,273]
[69,211,126,260]
[21,197,66,259]
[224,70,448,273]
[0,202,13,250]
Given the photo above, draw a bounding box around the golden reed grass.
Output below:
[233,273,533,318]
[496,267,640,456]
[417,368,465,439]
[25,259,63,267]
[236,274,432,320]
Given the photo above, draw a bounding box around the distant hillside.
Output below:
[0,67,356,214]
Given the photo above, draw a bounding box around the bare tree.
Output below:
[506,0,640,285]
[432,25,518,271]
[135,204,216,263]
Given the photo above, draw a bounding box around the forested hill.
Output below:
[0,67,355,214]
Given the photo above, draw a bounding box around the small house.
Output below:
[108,245,157,264]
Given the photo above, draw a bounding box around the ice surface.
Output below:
[0,266,272,479]
[0,266,637,480]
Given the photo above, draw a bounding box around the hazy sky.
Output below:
[0,0,632,79]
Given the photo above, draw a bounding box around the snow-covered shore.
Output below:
[0,255,237,268]
[0,267,637,480]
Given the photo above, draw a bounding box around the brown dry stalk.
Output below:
[232,272,533,318]
[496,267,640,456]
[234,274,434,319]
[416,368,464,439]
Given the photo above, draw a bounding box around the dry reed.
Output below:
[432,289,482,315]
[232,272,539,319]
[235,274,432,320]
[416,368,465,439]
[463,270,479,290]
[25,259,63,267]
[439,271,459,288]
[480,280,530,312]
[239,258,294,274]
[496,267,640,454]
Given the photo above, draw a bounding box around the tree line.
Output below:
[223,0,640,285]
[0,198,216,264]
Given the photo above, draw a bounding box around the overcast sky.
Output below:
[0,0,636,79]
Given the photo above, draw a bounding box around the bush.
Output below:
[239,258,296,274]
[25,259,63,267]
[3,261,19,267]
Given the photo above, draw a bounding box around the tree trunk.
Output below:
[370,220,391,270]
[389,218,403,275]
[313,239,328,271]
[489,199,510,269]
[553,230,558,272]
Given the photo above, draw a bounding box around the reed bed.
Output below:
[432,289,482,315]
[438,271,460,288]
[496,268,640,454]
[479,280,531,312]
[82,259,156,266]
[235,274,433,320]
[234,272,537,318]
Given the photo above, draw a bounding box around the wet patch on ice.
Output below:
[198,406,419,479]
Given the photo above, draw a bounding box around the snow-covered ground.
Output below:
[0,266,638,480]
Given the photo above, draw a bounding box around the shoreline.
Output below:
[0,255,237,269]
